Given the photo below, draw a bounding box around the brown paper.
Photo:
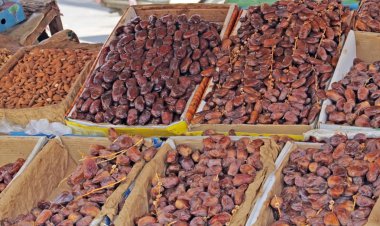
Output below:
[0,139,70,219]
[116,137,280,226]
[0,30,101,126]
[0,136,153,222]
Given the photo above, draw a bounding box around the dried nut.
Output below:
[192,0,349,125]
[272,134,380,225]
[135,136,265,224]
[326,59,380,128]
[0,48,95,108]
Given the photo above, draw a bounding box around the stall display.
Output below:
[0,133,161,225]
[116,135,280,225]
[325,59,380,128]
[355,0,380,32]
[0,48,93,108]
[65,4,238,137]
[2,1,380,225]
[258,134,380,226]
[71,14,222,126]
[0,30,100,126]
[192,0,350,126]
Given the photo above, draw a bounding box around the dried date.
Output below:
[136,136,265,225]
[3,132,158,225]
[271,134,380,226]
[326,60,380,128]
[72,14,222,126]
[192,0,350,125]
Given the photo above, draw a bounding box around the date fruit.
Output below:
[271,134,380,226]
[72,14,222,126]
[2,131,158,225]
[135,136,265,225]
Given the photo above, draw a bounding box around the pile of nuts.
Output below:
[71,14,222,125]
[355,0,380,32]
[0,48,95,109]
[192,0,350,125]
[270,134,380,226]
[0,48,11,69]
[2,131,158,225]
[0,158,25,193]
[325,59,380,128]
[136,135,264,225]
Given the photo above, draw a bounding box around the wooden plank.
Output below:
[22,8,59,45]
[49,15,64,35]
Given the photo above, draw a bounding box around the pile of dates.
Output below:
[136,135,264,225]
[71,14,222,125]
[0,158,25,193]
[0,48,95,108]
[270,133,380,226]
[2,131,158,225]
[325,59,380,128]
[355,0,380,32]
[192,0,350,125]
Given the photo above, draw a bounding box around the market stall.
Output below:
[0,0,380,225]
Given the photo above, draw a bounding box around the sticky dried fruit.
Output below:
[3,132,158,225]
[136,137,265,224]
[72,14,222,125]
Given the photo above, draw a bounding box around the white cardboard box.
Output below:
[318,30,380,132]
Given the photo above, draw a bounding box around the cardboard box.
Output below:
[248,141,380,226]
[0,1,25,32]
[0,136,47,199]
[65,4,239,137]
[0,30,101,126]
[318,30,380,132]
[189,6,352,138]
[116,136,280,226]
[0,136,160,223]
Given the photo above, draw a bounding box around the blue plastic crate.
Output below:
[0,1,26,32]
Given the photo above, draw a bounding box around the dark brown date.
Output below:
[72,14,222,126]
